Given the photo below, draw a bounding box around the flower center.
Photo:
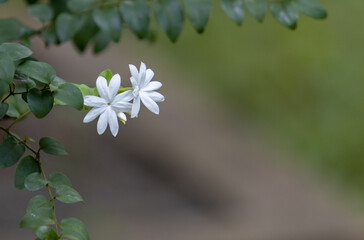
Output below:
[107,102,111,106]
[133,86,140,97]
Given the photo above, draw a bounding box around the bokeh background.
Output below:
[1,0,364,239]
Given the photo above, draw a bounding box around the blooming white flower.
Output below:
[126,62,165,118]
[83,74,132,137]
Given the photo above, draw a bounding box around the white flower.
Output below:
[83,74,132,137]
[126,62,165,118]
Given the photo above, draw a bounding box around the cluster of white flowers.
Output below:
[83,62,165,137]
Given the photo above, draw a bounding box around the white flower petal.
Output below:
[131,96,140,118]
[84,96,107,107]
[142,69,154,88]
[130,76,138,88]
[109,74,121,99]
[112,102,132,112]
[97,109,108,135]
[129,64,139,79]
[117,112,127,122]
[96,76,111,102]
[140,92,159,115]
[143,81,162,91]
[146,91,165,102]
[113,90,133,103]
[107,108,119,137]
[139,62,147,86]
[83,107,106,123]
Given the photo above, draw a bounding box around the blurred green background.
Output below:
[134,0,364,200]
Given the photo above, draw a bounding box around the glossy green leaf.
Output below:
[99,69,113,82]
[56,13,84,42]
[29,4,54,23]
[294,0,327,19]
[17,61,56,84]
[0,43,32,61]
[34,226,59,240]
[0,52,15,85]
[73,15,98,52]
[48,172,72,188]
[14,155,40,189]
[25,172,47,191]
[270,0,298,29]
[120,0,150,38]
[0,102,8,120]
[76,84,98,97]
[93,31,111,54]
[244,0,266,22]
[56,185,83,203]
[51,76,66,87]
[53,83,84,110]
[220,0,244,25]
[6,94,29,118]
[39,137,67,156]
[27,89,54,118]
[20,195,54,229]
[0,134,25,168]
[0,18,29,43]
[184,0,212,33]
[60,218,89,240]
[93,8,121,42]
[153,0,184,42]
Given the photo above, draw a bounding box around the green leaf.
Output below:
[244,0,266,22]
[294,0,327,19]
[0,52,15,85]
[27,89,54,118]
[0,102,8,120]
[40,24,58,45]
[93,31,111,54]
[0,18,29,43]
[220,0,244,25]
[270,0,298,29]
[120,0,150,39]
[56,13,85,42]
[20,195,54,229]
[93,7,121,42]
[99,69,113,82]
[0,43,32,61]
[6,94,29,118]
[53,83,84,110]
[48,172,72,188]
[67,0,97,13]
[75,84,98,97]
[60,218,89,240]
[14,155,40,189]
[0,135,25,168]
[153,0,184,42]
[51,76,66,87]
[39,137,67,156]
[56,185,83,203]
[34,226,59,240]
[72,15,98,52]
[28,4,54,23]
[25,172,47,191]
[17,61,56,84]
[184,0,212,33]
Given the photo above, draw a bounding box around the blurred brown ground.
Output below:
[1,39,364,240]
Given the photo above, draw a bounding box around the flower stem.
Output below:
[0,125,37,155]
[6,110,31,131]
[36,151,59,234]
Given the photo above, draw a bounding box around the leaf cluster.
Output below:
[0,0,327,53]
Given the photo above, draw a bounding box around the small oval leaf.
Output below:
[0,134,25,168]
[14,155,40,189]
[27,88,54,118]
[56,185,83,203]
[39,137,67,156]
[25,172,47,191]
